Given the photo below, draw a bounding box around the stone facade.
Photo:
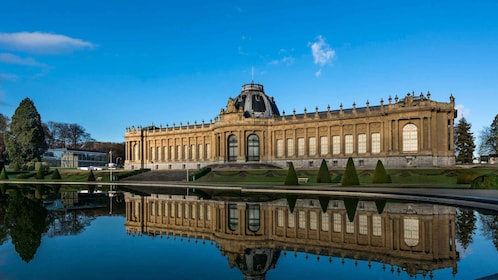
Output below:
[125,83,457,170]
[124,192,458,278]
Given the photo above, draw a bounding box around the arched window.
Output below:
[228,135,237,162]
[247,134,260,161]
[402,124,418,152]
[403,218,419,247]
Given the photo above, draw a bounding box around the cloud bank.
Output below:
[0,32,95,54]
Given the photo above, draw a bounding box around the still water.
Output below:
[0,186,497,280]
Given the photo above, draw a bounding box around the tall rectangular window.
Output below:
[309,212,317,230]
[277,139,284,157]
[277,209,284,227]
[308,137,316,156]
[371,133,381,154]
[359,215,368,235]
[297,138,305,156]
[332,136,340,155]
[287,139,294,156]
[321,212,329,231]
[358,134,366,154]
[345,135,353,154]
[333,213,342,232]
[288,210,295,228]
[320,136,328,155]
[346,219,355,233]
[373,215,382,236]
[298,211,306,229]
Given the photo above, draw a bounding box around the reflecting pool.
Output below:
[0,186,497,280]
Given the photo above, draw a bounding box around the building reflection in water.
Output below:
[124,191,458,279]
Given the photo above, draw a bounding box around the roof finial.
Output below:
[251,66,254,83]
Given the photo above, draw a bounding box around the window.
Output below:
[288,210,295,228]
[228,204,238,231]
[332,136,340,155]
[333,213,342,232]
[359,215,368,235]
[372,215,382,236]
[310,212,317,230]
[277,139,284,157]
[287,138,294,156]
[247,134,260,161]
[345,135,353,154]
[277,209,284,227]
[309,137,316,156]
[247,204,260,232]
[358,134,366,154]
[321,212,329,231]
[228,135,237,162]
[320,136,328,155]
[297,138,305,156]
[404,218,419,246]
[346,219,355,234]
[402,124,418,152]
[371,133,381,154]
[298,211,306,229]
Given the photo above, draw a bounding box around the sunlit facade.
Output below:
[124,82,457,170]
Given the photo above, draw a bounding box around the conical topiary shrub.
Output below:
[0,167,8,180]
[35,166,44,179]
[316,159,332,183]
[51,168,62,180]
[87,170,96,181]
[284,162,299,185]
[341,157,359,186]
[372,160,389,184]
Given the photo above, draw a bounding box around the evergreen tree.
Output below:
[488,114,498,154]
[316,159,331,183]
[284,162,299,185]
[454,117,475,163]
[4,98,47,168]
[372,160,389,184]
[341,157,359,186]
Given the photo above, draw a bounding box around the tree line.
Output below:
[455,115,498,164]
[0,98,124,168]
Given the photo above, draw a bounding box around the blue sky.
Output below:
[1,0,497,144]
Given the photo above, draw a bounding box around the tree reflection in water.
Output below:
[4,188,48,262]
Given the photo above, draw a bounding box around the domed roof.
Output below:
[233,83,280,118]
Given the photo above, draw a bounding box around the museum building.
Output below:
[124,82,457,170]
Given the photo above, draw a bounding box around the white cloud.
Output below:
[309,35,335,66]
[0,73,19,81]
[0,52,46,67]
[315,69,322,77]
[0,32,95,54]
[269,56,295,66]
[455,104,470,120]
